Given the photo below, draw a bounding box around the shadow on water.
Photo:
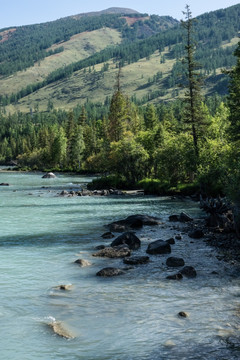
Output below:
[0,232,97,247]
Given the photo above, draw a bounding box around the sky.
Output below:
[0,0,239,29]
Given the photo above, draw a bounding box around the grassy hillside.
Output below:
[1,4,240,113]
[0,28,121,95]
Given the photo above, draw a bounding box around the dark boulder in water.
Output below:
[146,240,171,255]
[107,214,161,232]
[180,266,197,278]
[96,267,125,277]
[166,257,185,267]
[111,232,141,250]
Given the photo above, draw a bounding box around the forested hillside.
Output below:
[0,4,239,111]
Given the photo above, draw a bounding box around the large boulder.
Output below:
[166,257,185,267]
[92,246,131,258]
[111,232,141,250]
[180,266,197,278]
[107,214,161,232]
[146,240,171,255]
[42,172,56,179]
[96,267,125,277]
[123,256,150,265]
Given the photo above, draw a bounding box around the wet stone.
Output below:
[96,267,125,277]
[166,257,185,267]
[180,266,197,278]
[123,256,150,265]
[166,273,183,280]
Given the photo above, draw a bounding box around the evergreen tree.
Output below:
[181,5,206,161]
[228,41,240,141]
[108,67,131,142]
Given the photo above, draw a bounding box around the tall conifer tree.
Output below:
[181,5,206,162]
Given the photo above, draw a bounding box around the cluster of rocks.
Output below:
[73,214,198,279]
[58,189,125,197]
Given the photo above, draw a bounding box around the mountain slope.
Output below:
[0,8,177,77]
[1,4,240,112]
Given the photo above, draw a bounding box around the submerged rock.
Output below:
[180,266,197,278]
[42,172,56,179]
[107,214,161,232]
[96,267,125,277]
[111,232,141,250]
[54,284,73,291]
[166,273,183,280]
[92,246,131,258]
[0,182,9,186]
[123,256,150,265]
[101,232,115,239]
[166,257,185,267]
[146,240,171,255]
[48,320,75,339]
[74,259,91,267]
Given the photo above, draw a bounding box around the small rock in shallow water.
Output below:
[96,267,125,277]
[74,259,91,267]
[54,284,73,291]
[180,266,197,278]
[166,273,183,280]
[175,235,182,240]
[166,257,185,267]
[48,321,75,339]
[42,172,56,179]
[178,311,188,318]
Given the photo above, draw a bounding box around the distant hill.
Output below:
[72,7,140,18]
[0,4,239,113]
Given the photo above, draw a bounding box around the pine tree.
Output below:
[228,41,240,141]
[108,66,131,142]
[181,5,206,162]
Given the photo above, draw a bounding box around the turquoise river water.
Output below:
[0,170,239,360]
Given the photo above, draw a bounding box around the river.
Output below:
[0,171,239,360]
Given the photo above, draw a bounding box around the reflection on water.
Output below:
[0,171,239,360]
